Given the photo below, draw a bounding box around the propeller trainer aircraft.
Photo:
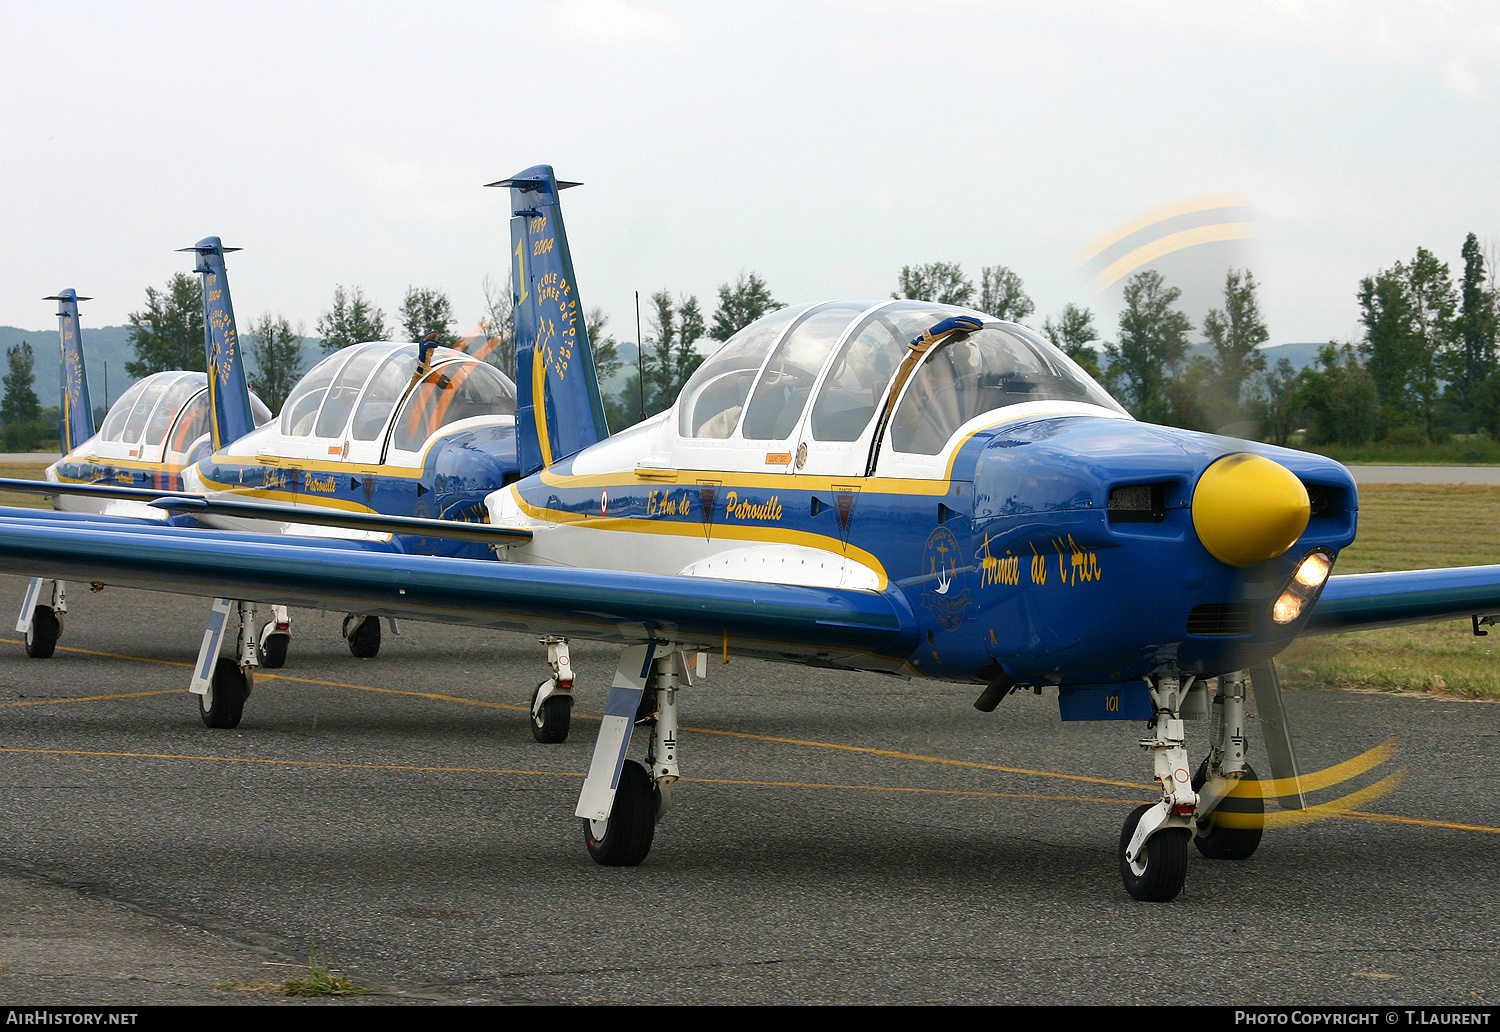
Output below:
[4,165,1498,901]
[14,277,274,658]
[6,240,545,729]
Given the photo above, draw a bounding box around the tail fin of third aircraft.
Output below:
[181,238,257,453]
[489,166,610,476]
[45,289,95,454]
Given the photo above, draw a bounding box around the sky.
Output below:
[3,0,1498,352]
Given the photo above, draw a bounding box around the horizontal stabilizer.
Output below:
[1306,566,1500,634]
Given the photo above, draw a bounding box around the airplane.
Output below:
[2,164,1497,902]
[2,239,565,734]
[14,275,275,658]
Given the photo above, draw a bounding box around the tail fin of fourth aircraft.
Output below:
[490,166,610,476]
[180,237,257,453]
[46,289,95,454]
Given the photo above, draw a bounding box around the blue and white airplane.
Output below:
[5,240,545,729]
[3,165,1497,902]
[14,274,275,658]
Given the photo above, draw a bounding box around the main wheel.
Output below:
[345,615,381,658]
[199,656,249,729]
[1192,759,1264,860]
[24,606,60,659]
[1119,804,1189,902]
[583,759,655,866]
[530,682,572,744]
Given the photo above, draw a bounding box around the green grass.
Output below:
[220,950,372,998]
[1295,436,1500,465]
[1278,483,1500,700]
[0,462,56,510]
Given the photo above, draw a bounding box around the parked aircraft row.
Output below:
[3,165,1497,902]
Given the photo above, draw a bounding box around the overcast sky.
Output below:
[3,0,1498,351]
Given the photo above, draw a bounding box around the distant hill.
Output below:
[1183,340,1325,373]
[0,325,322,410]
[1257,342,1325,372]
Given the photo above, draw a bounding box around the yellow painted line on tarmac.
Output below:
[1330,809,1500,835]
[0,689,180,707]
[0,639,193,668]
[688,775,1151,807]
[678,726,1153,790]
[0,746,580,779]
[254,673,529,712]
[3,745,1499,834]
[0,745,1151,807]
[7,640,1498,835]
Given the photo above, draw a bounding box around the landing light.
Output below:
[1272,548,1335,625]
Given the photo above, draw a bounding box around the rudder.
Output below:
[489,165,609,476]
[181,237,256,452]
[45,289,95,454]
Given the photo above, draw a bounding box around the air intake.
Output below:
[1186,603,1256,636]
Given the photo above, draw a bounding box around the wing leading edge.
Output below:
[0,515,914,661]
[1305,566,1500,634]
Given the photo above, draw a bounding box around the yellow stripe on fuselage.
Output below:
[510,484,892,588]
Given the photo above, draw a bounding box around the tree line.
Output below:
[8,233,1496,455]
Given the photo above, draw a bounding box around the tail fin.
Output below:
[180,237,257,452]
[488,166,609,476]
[45,289,95,453]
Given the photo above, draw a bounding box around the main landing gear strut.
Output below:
[1120,669,1271,901]
[190,598,259,728]
[577,643,698,866]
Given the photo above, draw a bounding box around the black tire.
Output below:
[258,631,289,669]
[1119,803,1189,902]
[530,683,572,744]
[346,615,380,658]
[24,606,59,659]
[199,656,249,729]
[583,759,655,866]
[1192,759,1264,861]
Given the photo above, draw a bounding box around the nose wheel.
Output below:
[1118,804,1190,901]
[343,614,381,658]
[530,680,573,743]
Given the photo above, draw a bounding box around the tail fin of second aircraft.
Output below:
[45,289,95,453]
[181,238,257,453]
[489,165,610,476]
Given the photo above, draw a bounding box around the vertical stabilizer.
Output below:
[45,289,95,453]
[488,166,609,476]
[180,238,256,452]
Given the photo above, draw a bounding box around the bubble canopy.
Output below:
[94,371,272,459]
[278,342,517,453]
[676,300,1122,454]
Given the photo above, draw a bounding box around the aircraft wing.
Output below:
[1304,566,1500,634]
[0,478,532,545]
[0,511,912,659]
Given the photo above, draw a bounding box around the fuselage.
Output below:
[489,300,1357,687]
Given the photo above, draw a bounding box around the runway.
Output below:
[0,578,1495,1005]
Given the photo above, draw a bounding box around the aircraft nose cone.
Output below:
[1191,453,1310,567]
